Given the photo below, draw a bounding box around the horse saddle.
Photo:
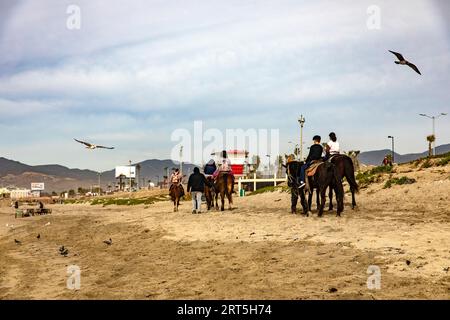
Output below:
[306,160,324,177]
[327,154,342,162]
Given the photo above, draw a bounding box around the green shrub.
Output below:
[356,165,392,188]
[438,154,450,166]
[421,159,432,169]
[384,176,416,189]
[90,195,167,206]
[247,185,289,196]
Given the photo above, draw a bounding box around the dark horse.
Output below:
[169,183,183,212]
[286,161,344,217]
[328,155,359,210]
[286,161,309,216]
[204,176,218,210]
[215,172,234,211]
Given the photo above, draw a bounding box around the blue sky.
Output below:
[0,0,449,171]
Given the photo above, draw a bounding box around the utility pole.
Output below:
[419,113,447,156]
[179,146,183,176]
[388,136,395,163]
[298,115,306,161]
[129,160,132,193]
[97,171,101,196]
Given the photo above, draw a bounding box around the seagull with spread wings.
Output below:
[74,139,115,150]
[388,50,421,75]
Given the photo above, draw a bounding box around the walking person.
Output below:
[187,167,210,214]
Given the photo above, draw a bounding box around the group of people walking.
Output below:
[169,150,234,214]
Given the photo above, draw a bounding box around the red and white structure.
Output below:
[211,150,250,177]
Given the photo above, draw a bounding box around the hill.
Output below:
[358,143,450,166]
[0,157,196,192]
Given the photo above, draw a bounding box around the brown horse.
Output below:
[215,172,234,211]
[328,155,359,210]
[204,176,218,210]
[169,184,183,212]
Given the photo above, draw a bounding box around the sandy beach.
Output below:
[0,164,449,300]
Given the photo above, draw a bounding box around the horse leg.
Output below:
[328,187,334,211]
[316,189,320,210]
[220,191,225,211]
[299,190,309,216]
[215,192,219,211]
[227,186,233,210]
[318,188,326,217]
[336,185,344,217]
[308,191,313,212]
[351,187,356,209]
[291,189,298,214]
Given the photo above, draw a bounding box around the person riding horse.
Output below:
[299,135,323,189]
[324,132,340,160]
[169,168,185,198]
[204,159,217,176]
[212,151,235,193]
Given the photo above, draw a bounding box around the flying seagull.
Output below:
[74,139,114,150]
[388,50,421,75]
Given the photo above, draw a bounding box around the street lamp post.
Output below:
[419,113,447,156]
[388,136,395,164]
[298,115,306,161]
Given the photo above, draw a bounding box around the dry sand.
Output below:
[0,164,449,300]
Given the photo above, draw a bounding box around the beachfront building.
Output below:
[211,150,251,178]
[10,189,32,199]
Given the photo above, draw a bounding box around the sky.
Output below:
[0,0,449,171]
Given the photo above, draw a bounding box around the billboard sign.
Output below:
[31,183,45,191]
[115,166,136,178]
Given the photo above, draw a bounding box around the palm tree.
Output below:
[426,135,435,157]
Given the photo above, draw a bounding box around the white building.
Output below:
[10,189,32,199]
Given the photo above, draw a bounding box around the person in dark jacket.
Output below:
[299,135,323,188]
[187,167,210,214]
[203,159,217,176]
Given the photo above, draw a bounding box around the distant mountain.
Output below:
[2,143,449,192]
[0,157,196,193]
[359,143,450,166]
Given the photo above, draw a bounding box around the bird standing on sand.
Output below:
[74,139,115,150]
[388,50,421,75]
[59,246,69,256]
[103,238,113,245]
[37,234,41,240]
[14,239,21,245]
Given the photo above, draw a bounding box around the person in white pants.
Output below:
[191,191,203,214]
[187,167,209,214]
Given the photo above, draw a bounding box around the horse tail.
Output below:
[332,164,344,198]
[223,173,230,198]
[345,156,359,193]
